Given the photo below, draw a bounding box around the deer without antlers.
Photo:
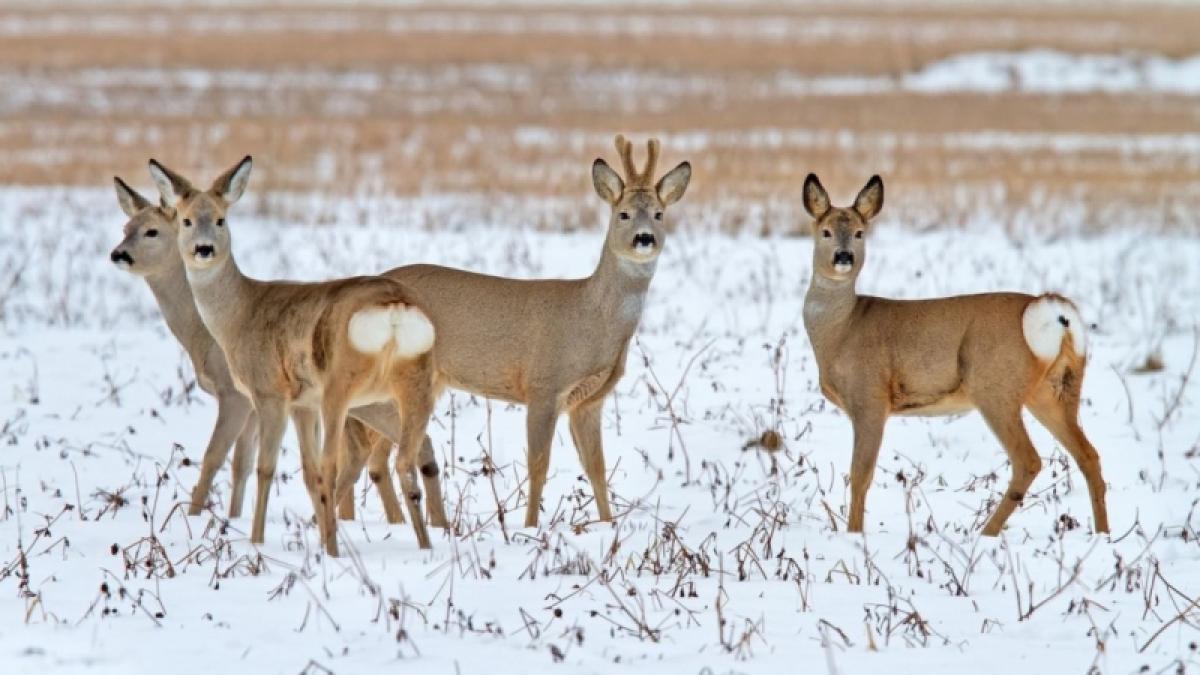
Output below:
[800,174,1109,536]
[147,156,447,555]
[109,178,395,524]
[367,135,691,528]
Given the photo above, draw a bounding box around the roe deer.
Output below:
[109,178,392,523]
[800,174,1109,536]
[375,135,691,527]
[147,156,445,555]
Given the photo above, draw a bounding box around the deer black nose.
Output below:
[632,232,657,248]
[193,244,214,259]
[110,250,133,265]
[833,251,854,266]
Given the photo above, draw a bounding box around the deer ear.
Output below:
[113,176,151,218]
[802,174,830,219]
[147,159,194,207]
[212,155,253,204]
[853,175,884,221]
[656,161,691,206]
[592,159,624,205]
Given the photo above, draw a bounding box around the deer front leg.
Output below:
[977,402,1043,537]
[189,391,252,516]
[568,400,612,522]
[318,396,352,557]
[847,405,887,533]
[337,419,374,521]
[291,408,327,531]
[250,396,289,545]
[348,403,408,524]
[228,411,258,519]
[524,400,558,528]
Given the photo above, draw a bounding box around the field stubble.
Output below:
[0,2,1199,232]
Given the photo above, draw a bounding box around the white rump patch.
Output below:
[348,304,435,358]
[1022,296,1087,361]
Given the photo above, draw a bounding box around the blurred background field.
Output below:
[2,0,1199,232]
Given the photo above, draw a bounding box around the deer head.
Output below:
[109,177,179,276]
[592,135,691,266]
[803,174,884,283]
[147,155,253,272]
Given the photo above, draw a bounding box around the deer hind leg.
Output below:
[524,400,559,528]
[847,405,887,533]
[318,391,354,557]
[568,400,612,522]
[390,370,435,549]
[977,400,1043,536]
[189,392,252,516]
[1026,382,1109,534]
[250,396,289,545]
[228,411,258,519]
[348,403,407,524]
[415,436,449,529]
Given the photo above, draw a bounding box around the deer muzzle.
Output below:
[632,231,657,252]
[832,250,854,273]
[110,249,133,268]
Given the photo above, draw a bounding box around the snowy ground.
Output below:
[0,187,1198,674]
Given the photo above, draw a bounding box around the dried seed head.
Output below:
[759,429,783,453]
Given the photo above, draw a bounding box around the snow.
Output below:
[1,187,1198,673]
[905,50,1200,96]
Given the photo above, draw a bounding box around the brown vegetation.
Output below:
[1,1,1198,231]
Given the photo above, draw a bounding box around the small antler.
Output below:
[614,134,636,179]
[643,138,660,182]
[612,134,661,187]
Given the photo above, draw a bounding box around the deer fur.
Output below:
[109,178,398,523]
[147,156,446,555]
[374,135,692,527]
[800,173,1109,536]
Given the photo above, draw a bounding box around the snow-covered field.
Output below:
[0,186,1197,673]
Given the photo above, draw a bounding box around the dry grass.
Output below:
[2,1,1199,231]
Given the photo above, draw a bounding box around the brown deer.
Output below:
[800,174,1109,536]
[367,135,691,528]
[147,156,446,555]
[108,178,397,524]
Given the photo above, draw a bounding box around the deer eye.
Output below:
[654,212,663,221]
[619,212,630,221]
[217,218,225,228]
[144,229,158,238]
[855,230,863,239]
[822,229,832,238]
[183,219,192,228]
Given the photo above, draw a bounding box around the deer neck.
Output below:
[143,255,214,361]
[803,272,859,356]
[183,253,253,349]
[585,242,656,337]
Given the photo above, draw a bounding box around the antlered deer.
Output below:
[370,135,691,528]
[147,157,446,555]
[800,174,1109,536]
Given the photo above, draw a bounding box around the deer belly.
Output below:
[891,387,974,417]
[560,369,613,410]
[348,389,394,408]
